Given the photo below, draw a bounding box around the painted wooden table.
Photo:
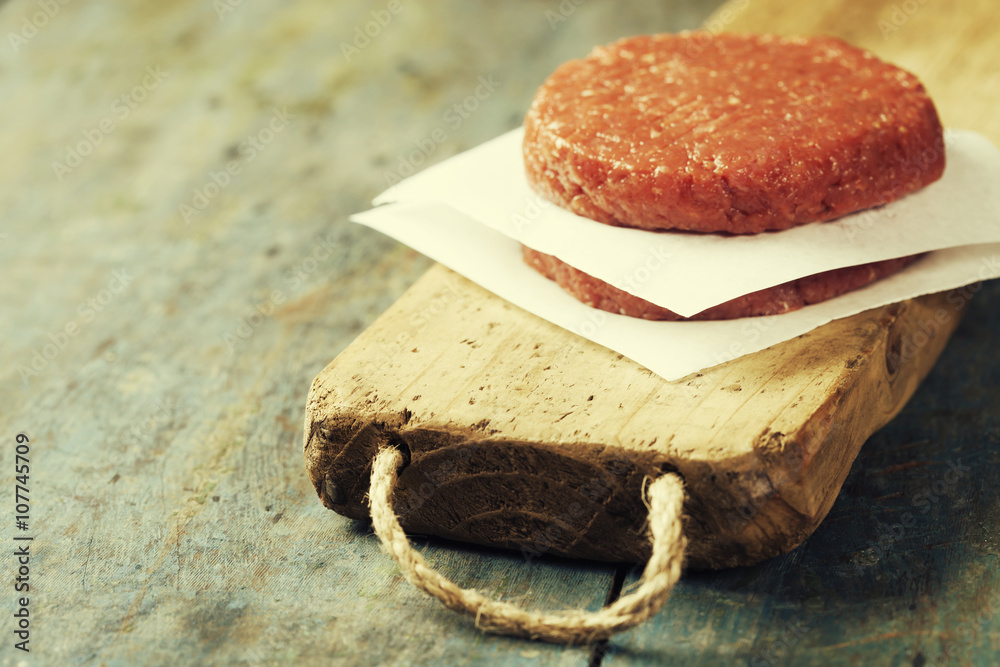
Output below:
[2,0,998,665]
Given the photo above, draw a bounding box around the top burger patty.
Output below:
[523,32,944,234]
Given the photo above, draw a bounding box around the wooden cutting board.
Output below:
[304,0,999,570]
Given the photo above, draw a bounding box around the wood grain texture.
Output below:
[303,0,1000,569]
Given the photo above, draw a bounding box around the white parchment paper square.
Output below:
[375,128,1000,318]
[353,201,1000,381]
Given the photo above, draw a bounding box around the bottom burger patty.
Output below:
[522,246,922,321]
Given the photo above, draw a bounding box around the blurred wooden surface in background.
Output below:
[2,0,998,665]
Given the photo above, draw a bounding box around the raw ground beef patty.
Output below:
[522,246,922,321]
[523,32,945,234]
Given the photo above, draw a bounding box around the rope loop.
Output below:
[367,447,687,644]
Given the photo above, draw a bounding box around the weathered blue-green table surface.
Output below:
[3,0,998,665]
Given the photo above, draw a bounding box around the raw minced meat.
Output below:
[523,246,923,321]
[523,32,945,234]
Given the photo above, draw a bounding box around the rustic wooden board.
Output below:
[306,270,963,569]
[303,0,1000,569]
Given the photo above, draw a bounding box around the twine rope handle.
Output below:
[367,446,687,644]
